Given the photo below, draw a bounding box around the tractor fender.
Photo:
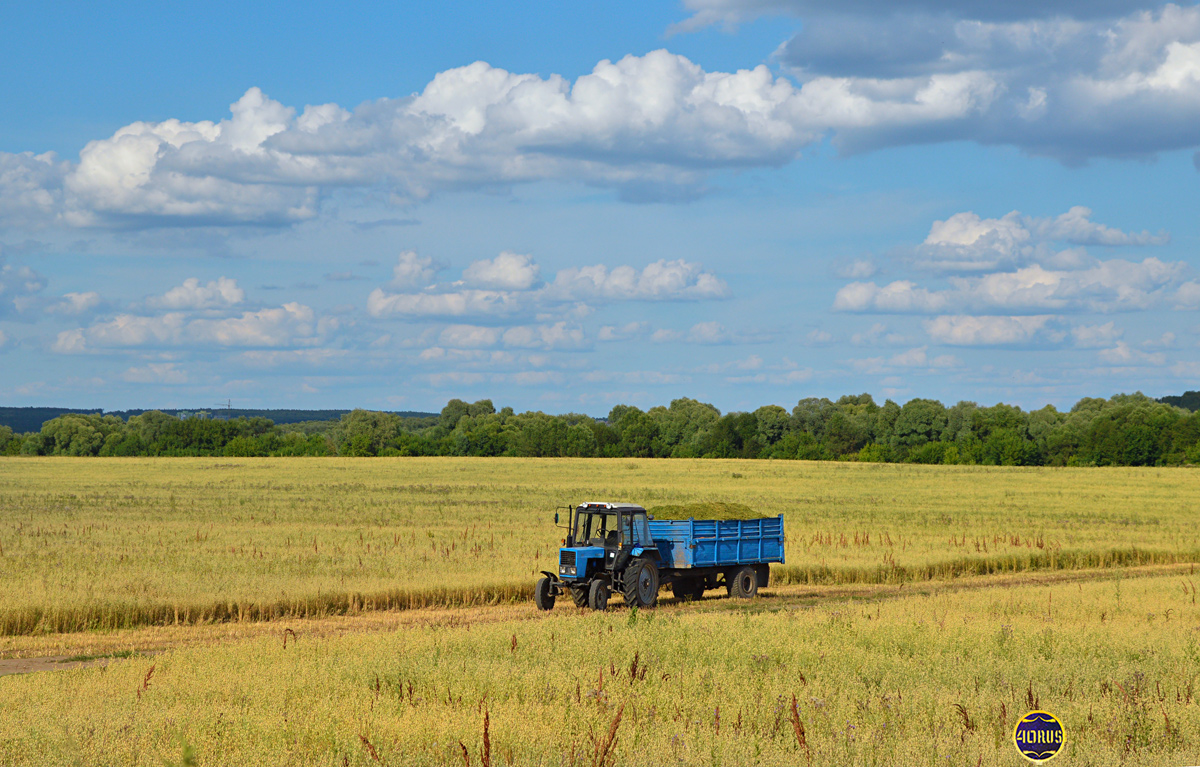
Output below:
[630,547,660,561]
[539,571,564,595]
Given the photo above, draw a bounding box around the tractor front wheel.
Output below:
[588,580,610,611]
[571,585,589,608]
[534,576,556,611]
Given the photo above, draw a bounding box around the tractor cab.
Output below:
[558,503,654,581]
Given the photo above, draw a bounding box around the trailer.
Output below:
[534,502,786,611]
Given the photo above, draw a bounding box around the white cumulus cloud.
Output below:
[0,45,1116,226]
[914,207,1167,273]
[149,277,244,310]
[924,314,1057,345]
[834,280,950,312]
[121,362,188,385]
[1175,280,1200,308]
[548,259,728,301]
[687,321,730,344]
[837,258,1185,314]
[887,346,960,367]
[369,255,728,321]
[367,288,522,319]
[0,152,68,226]
[463,252,541,290]
[1070,321,1123,348]
[501,322,587,350]
[46,291,102,315]
[439,325,502,348]
[53,302,325,352]
[389,251,440,289]
[1098,341,1167,365]
[598,321,647,341]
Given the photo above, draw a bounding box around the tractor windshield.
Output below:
[574,509,651,548]
[575,511,617,548]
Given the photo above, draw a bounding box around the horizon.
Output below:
[3,386,1193,424]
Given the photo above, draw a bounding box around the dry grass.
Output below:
[0,457,1197,635]
[1,572,1198,765]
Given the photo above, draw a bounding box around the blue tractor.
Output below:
[535,501,786,611]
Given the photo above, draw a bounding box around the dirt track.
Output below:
[0,562,1192,677]
[0,650,163,676]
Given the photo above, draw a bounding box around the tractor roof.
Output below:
[576,502,647,513]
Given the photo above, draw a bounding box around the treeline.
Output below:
[4,392,1200,466]
[0,406,437,433]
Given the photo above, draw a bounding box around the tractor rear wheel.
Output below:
[671,578,705,602]
[623,559,659,609]
[588,580,610,611]
[729,566,758,599]
[571,585,589,608]
[535,576,556,610]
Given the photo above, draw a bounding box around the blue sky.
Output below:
[2,0,1199,415]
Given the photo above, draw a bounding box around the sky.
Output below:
[1,0,1199,416]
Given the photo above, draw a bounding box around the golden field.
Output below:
[1,571,1198,765]
[1,457,1199,765]
[0,457,1196,634]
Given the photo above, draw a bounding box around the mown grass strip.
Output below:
[774,546,1200,585]
[0,582,536,636]
[3,548,1196,636]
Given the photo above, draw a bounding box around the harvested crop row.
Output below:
[0,457,1196,635]
[1,573,1195,765]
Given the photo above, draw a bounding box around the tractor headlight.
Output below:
[560,566,576,576]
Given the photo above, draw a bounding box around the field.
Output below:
[0,457,1198,765]
[0,458,1197,635]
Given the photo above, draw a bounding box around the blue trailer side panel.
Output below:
[648,515,785,570]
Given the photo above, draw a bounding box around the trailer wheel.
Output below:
[730,566,758,599]
[671,578,705,602]
[588,580,610,611]
[623,559,659,609]
[571,586,589,608]
[535,577,556,611]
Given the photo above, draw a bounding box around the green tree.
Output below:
[40,414,124,456]
[649,398,720,457]
[873,399,902,443]
[468,399,496,417]
[615,408,658,458]
[823,409,870,456]
[439,399,471,430]
[127,411,178,453]
[506,412,569,457]
[335,410,402,456]
[942,401,978,444]
[753,405,790,447]
[703,412,761,458]
[792,397,835,438]
[890,399,948,458]
[564,422,598,457]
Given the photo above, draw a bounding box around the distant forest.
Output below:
[3,391,1200,467]
[0,407,437,434]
